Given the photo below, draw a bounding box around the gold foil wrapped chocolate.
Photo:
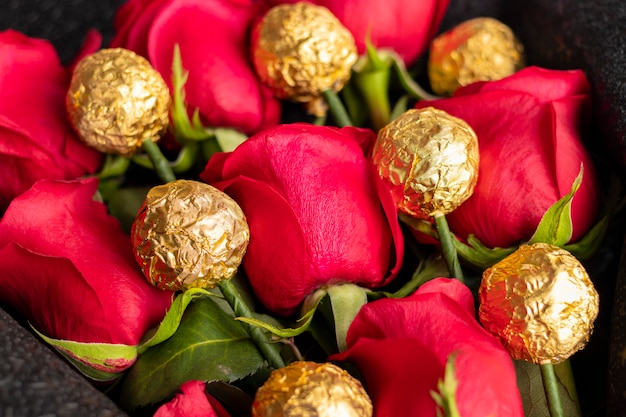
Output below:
[479,243,599,364]
[66,48,171,157]
[252,361,373,417]
[251,3,358,107]
[131,180,250,291]
[428,17,525,96]
[372,107,479,219]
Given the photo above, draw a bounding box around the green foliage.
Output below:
[119,297,266,409]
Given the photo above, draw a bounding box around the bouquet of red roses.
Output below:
[1,0,624,416]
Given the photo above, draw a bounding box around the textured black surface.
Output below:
[0,0,625,416]
[0,307,128,416]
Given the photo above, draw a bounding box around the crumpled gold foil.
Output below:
[251,3,358,106]
[479,243,599,364]
[428,17,525,96]
[66,48,171,157]
[372,107,479,219]
[252,361,373,417]
[131,179,250,291]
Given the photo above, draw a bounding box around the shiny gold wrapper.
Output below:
[479,243,599,364]
[372,107,479,219]
[252,361,373,417]
[251,3,358,105]
[131,180,250,291]
[66,48,171,157]
[428,17,525,96]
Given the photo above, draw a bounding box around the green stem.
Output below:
[141,139,176,183]
[541,363,565,417]
[321,89,353,127]
[434,213,464,283]
[217,280,286,369]
[97,154,131,179]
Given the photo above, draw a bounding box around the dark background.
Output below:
[1,0,626,416]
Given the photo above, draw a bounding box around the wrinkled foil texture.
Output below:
[479,243,600,364]
[132,180,250,291]
[428,17,525,96]
[252,361,373,417]
[372,107,479,219]
[252,3,357,104]
[66,48,170,156]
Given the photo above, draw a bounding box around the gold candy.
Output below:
[66,48,171,157]
[372,107,479,219]
[252,361,373,417]
[132,180,250,291]
[251,2,358,108]
[428,17,525,96]
[479,243,599,364]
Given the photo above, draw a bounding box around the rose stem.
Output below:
[434,213,465,283]
[321,89,353,127]
[141,139,176,183]
[218,280,286,369]
[541,363,564,417]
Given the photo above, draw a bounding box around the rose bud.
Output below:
[0,178,173,371]
[110,0,281,136]
[428,17,525,96]
[66,47,171,157]
[252,361,373,417]
[372,107,480,219]
[479,242,599,364]
[415,66,601,249]
[269,0,450,67]
[331,278,523,416]
[132,179,250,292]
[251,2,358,113]
[200,123,404,316]
[0,30,102,212]
[154,380,232,417]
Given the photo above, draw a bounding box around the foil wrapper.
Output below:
[372,107,479,219]
[252,361,373,417]
[251,3,358,105]
[132,180,250,291]
[66,48,171,157]
[479,243,599,364]
[428,17,525,96]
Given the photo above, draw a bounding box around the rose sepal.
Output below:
[431,353,461,417]
[31,327,138,382]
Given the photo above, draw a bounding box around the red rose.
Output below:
[154,381,232,417]
[200,123,404,316]
[110,0,281,135]
[332,278,523,417]
[415,66,601,249]
[269,0,450,66]
[0,179,173,352]
[0,30,102,213]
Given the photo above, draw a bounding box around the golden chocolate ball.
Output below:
[251,2,358,105]
[372,107,479,219]
[66,48,171,157]
[479,243,599,364]
[132,180,250,291]
[428,17,525,96]
[252,361,373,417]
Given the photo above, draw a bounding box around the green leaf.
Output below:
[431,353,461,417]
[120,297,266,409]
[514,359,582,417]
[327,284,368,352]
[32,327,137,382]
[529,166,583,246]
[453,234,517,271]
[138,288,217,353]
[170,44,215,142]
[215,128,248,152]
